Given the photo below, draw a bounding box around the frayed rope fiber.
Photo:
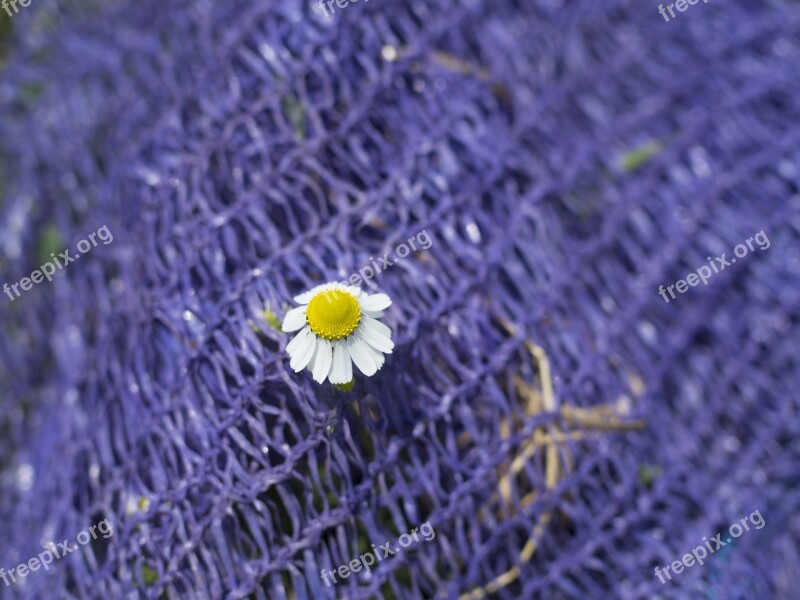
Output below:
[0,0,799,598]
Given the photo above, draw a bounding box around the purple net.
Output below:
[0,0,799,598]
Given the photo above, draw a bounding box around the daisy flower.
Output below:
[281,283,394,384]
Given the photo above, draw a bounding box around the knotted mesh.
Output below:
[0,0,799,598]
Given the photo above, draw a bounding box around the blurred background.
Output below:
[0,0,799,598]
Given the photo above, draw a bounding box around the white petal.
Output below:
[362,315,391,338]
[359,293,392,312]
[347,336,377,376]
[293,288,320,304]
[281,306,307,332]
[290,333,318,372]
[311,339,333,383]
[362,309,385,319]
[365,340,385,371]
[357,329,386,370]
[329,340,353,384]
[286,327,310,354]
[359,317,393,353]
[293,283,329,304]
[294,282,355,304]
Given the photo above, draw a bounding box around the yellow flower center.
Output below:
[306,289,361,340]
